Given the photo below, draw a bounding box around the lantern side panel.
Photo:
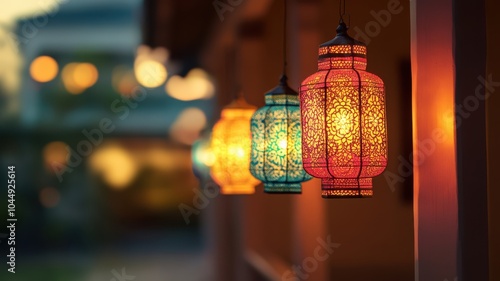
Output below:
[300,71,330,179]
[360,72,388,177]
[286,106,313,183]
[250,106,268,181]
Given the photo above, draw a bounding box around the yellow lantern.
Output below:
[210,97,260,194]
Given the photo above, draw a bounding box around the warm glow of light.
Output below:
[211,98,260,194]
[62,63,98,94]
[43,141,69,169]
[229,145,245,159]
[0,1,60,24]
[62,63,81,94]
[438,95,455,146]
[73,63,98,88]
[134,45,169,88]
[170,107,207,145]
[112,65,138,96]
[192,135,215,180]
[194,144,215,167]
[89,145,138,190]
[166,68,215,101]
[333,112,353,137]
[30,56,58,83]
[39,187,60,208]
[135,60,167,88]
[278,138,287,149]
[141,147,190,171]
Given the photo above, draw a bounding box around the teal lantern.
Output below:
[191,133,214,182]
[250,75,312,193]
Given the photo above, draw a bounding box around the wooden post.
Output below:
[454,0,489,280]
[411,0,458,279]
[412,0,489,279]
[486,0,500,279]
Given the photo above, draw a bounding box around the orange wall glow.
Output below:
[411,0,458,278]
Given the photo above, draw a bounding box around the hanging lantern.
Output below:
[250,75,312,193]
[211,97,260,194]
[299,21,388,198]
[191,132,215,181]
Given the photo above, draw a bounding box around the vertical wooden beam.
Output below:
[412,0,490,279]
[485,0,500,279]
[454,0,489,280]
[411,0,458,279]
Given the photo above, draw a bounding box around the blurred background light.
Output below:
[191,133,215,181]
[61,62,99,94]
[39,187,60,208]
[30,56,59,83]
[0,1,61,24]
[89,143,138,190]
[73,63,98,89]
[193,140,215,168]
[112,65,138,96]
[42,141,69,171]
[135,60,167,88]
[169,107,207,145]
[134,45,169,88]
[166,68,215,101]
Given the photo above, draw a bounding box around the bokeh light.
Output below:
[62,62,99,94]
[169,107,207,145]
[135,60,167,88]
[166,68,215,101]
[112,65,138,96]
[39,187,60,208]
[73,63,98,88]
[42,141,69,171]
[194,142,215,167]
[134,45,169,88]
[89,144,138,190]
[30,56,59,83]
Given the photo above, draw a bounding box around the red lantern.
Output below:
[299,22,388,198]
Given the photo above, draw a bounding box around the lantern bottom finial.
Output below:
[321,178,373,198]
[264,182,302,194]
[221,185,255,195]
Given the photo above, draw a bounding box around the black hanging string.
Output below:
[233,28,243,100]
[339,0,346,23]
[283,0,288,75]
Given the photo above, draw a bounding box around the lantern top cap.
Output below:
[225,95,257,110]
[266,74,298,96]
[319,21,366,47]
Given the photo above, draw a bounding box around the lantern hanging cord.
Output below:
[233,27,244,100]
[283,0,288,76]
[339,0,350,27]
[339,0,345,23]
